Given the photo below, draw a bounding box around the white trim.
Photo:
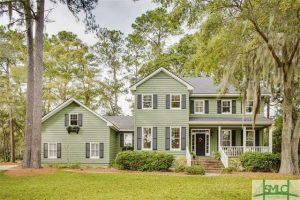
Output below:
[170,126,181,151]
[170,94,181,110]
[142,127,153,150]
[90,142,100,159]
[130,68,194,91]
[142,94,153,110]
[42,98,118,130]
[221,100,232,114]
[191,129,210,156]
[48,142,57,159]
[221,129,232,147]
[194,100,205,114]
[191,93,271,97]
[69,113,79,126]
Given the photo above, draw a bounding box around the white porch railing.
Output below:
[186,147,192,166]
[219,147,229,168]
[245,146,270,153]
[220,146,270,157]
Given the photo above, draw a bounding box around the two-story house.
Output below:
[41,68,273,168]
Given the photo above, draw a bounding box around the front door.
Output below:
[196,134,206,156]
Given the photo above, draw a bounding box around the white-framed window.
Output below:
[246,130,255,146]
[48,143,57,159]
[142,94,153,109]
[245,101,254,114]
[194,100,205,114]
[69,113,79,125]
[170,127,181,150]
[222,130,232,146]
[222,100,232,114]
[124,133,133,147]
[171,94,181,109]
[142,127,152,150]
[90,143,99,159]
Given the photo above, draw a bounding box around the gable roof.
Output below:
[130,67,194,91]
[103,116,133,131]
[183,77,271,96]
[42,98,118,130]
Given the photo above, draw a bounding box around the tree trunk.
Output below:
[9,106,15,163]
[291,118,300,174]
[22,0,35,168]
[30,0,45,169]
[279,64,295,175]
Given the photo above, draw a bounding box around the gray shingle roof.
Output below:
[182,77,270,95]
[190,116,272,125]
[103,116,133,131]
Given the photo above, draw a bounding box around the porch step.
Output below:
[192,157,224,173]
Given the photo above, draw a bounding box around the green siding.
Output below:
[134,71,189,156]
[41,102,112,166]
[109,129,118,165]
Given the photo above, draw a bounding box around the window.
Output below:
[194,100,204,114]
[142,95,153,109]
[171,127,181,150]
[171,94,181,109]
[245,101,254,114]
[142,127,152,150]
[90,143,99,158]
[124,133,133,147]
[246,130,255,146]
[48,143,57,159]
[69,114,78,125]
[222,130,231,146]
[222,100,231,114]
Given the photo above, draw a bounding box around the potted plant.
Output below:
[66,125,80,134]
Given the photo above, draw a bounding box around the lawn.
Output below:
[0,170,298,200]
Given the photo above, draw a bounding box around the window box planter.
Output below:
[67,125,80,134]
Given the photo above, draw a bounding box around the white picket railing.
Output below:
[245,146,270,153]
[186,147,192,166]
[219,147,229,168]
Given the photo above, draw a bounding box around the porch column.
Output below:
[268,125,273,153]
[243,126,246,152]
[218,126,221,150]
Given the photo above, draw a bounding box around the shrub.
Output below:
[221,167,234,174]
[114,151,174,171]
[185,165,205,175]
[175,165,186,172]
[174,156,187,173]
[239,152,280,172]
[229,158,243,172]
[213,151,221,160]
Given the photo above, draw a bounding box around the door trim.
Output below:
[191,129,210,156]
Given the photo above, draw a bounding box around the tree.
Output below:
[93,28,126,115]
[0,0,98,168]
[155,0,300,174]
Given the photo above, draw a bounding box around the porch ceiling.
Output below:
[189,116,272,126]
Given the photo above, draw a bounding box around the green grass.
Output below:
[0,171,297,200]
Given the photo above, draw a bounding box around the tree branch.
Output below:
[288,37,300,65]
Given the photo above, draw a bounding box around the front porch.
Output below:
[188,125,273,168]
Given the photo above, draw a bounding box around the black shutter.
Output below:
[153,94,158,109]
[78,114,83,126]
[44,143,48,158]
[255,130,260,146]
[100,143,104,158]
[190,100,194,114]
[181,127,186,150]
[166,94,170,109]
[232,130,236,146]
[65,114,69,126]
[137,94,142,109]
[120,133,124,147]
[181,94,186,109]
[232,100,236,114]
[241,130,243,146]
[217,100,221,114]
[86,143,90,158]
[165,127,170,150]
[241,101,243,114]
[216,132,219,151]
[137,127,142,150]
[57,143,61,158]
[205,100,209,114]
[153,127,157,150]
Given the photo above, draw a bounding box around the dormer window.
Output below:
[69,114,78,125]
[245,101,254,114]
[222,100,232,114]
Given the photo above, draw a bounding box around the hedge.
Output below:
[114,151,174,171]
[239,152,281,172]
[185,165,205,175]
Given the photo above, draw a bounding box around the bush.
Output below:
[239,152,280,172]
[175,165,186,172]
[185,165,205,175]
[213,151,221,160]
[114,151,174,171]
[221,167,234,174]
[174,156,187,173]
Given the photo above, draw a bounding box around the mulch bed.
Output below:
[4,166,58,177]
